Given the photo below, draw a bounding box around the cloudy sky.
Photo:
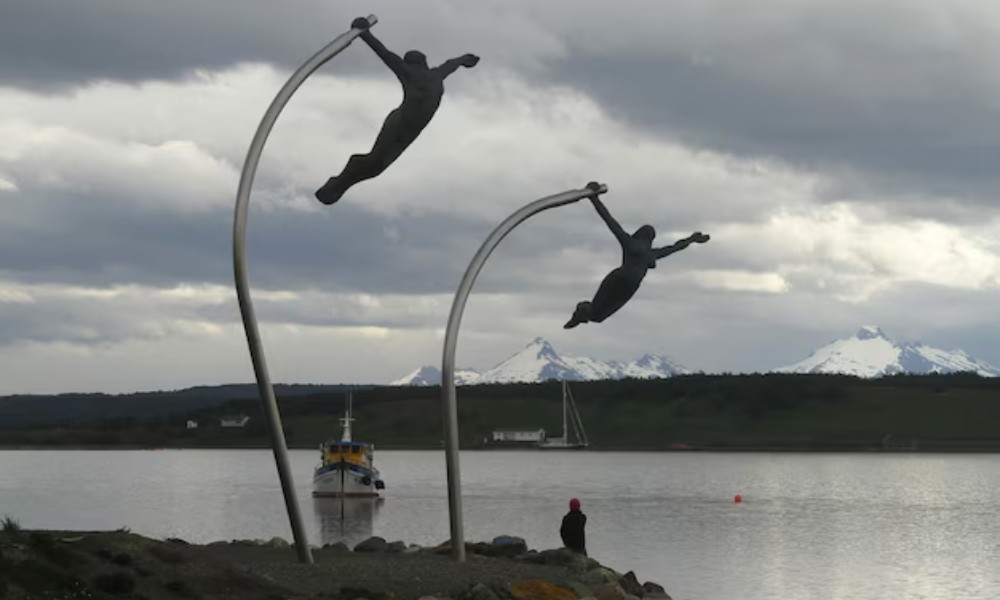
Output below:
[2,0,999,394]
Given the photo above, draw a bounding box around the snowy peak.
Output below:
[392,338,689,386]
[479,338,579,384]
[856,325,887,340]
[390,366,482,386]
[390,366,441,386]
[622,354,689,379]
[778,326,1000,377]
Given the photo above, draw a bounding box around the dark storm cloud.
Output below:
[0,192,485,294]
[546,43,1000,212]
[8,0,999,214]
[0,183,618,299]
[0,0,364,88]
[0,0,508,89]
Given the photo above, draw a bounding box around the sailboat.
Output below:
[312,390,385,497]
[538,381,589,449]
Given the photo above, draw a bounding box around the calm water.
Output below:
[1,450,997,599]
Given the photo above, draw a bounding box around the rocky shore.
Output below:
[0,526,671,600]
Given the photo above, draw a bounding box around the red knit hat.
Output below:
[569,498,581,510]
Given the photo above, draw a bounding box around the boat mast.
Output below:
[562,380,568,443]
[340,389,354,443]
[568,385,588,446]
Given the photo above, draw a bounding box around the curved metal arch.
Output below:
[440,183,609,561]
[232,15,378,565]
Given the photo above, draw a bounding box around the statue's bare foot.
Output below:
[316,177,345,205]
[563,302,590,329]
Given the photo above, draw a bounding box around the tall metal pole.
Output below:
[233,14,378,565]
[440,183,609,561]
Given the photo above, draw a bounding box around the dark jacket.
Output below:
[560,509,587,554]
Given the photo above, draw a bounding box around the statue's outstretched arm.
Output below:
[433,53,480,78]
[354,24,409,81]
[654,232,710,259]
[590,196,630,246]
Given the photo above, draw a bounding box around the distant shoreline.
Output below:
[2,444,999,453]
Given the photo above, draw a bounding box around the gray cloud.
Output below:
[8,0,1000,213]
[3,0,1000,393]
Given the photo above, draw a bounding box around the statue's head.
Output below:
[404,50,428,68]
[634,225,656,241]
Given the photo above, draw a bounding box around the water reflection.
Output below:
[312,497,384,548]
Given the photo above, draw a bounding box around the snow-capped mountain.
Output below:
[389,366,481,387]
[391,337,689,386]
[776,326,1000,377]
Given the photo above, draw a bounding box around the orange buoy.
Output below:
[734,494,743,504]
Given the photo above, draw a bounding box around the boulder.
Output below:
[534,548,589,571]
[468,542,492,556]
[266,536,289,549]
[489,535,528,558]
[468,582,502,600]
[641,582,670,600]
[354,536,389,553]
[594,583,627,600]
[510,580,576,600]
[515,550,543,564]
[323,541,351,553]
[583,568,621,588]
[387,541,407,553]
[433,540,483,556]
[618,572,644,597]
[567,581,594,599]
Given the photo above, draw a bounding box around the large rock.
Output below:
[618,572,644,597]
[323,541,351,553]
[488,535,528,558]
[641,582,670,600]
[594,583,627,600]
[510,580,576,600]
[354,536,389,553]
[567,581,594,599]
[583,567,621,588]
[468,582,502,600]
[386,541,407,553]
[266,536,289,549]
[533,549,589,571]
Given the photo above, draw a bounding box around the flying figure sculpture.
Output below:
[316,17,480,205]
[564,183,710,329]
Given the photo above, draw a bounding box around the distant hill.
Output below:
[0,383,363,429]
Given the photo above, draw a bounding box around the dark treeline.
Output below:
[0,383,361,428]
[1,372,998,450]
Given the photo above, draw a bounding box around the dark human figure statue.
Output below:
[564,183,710,329]
[560,497,587,555]
[315,18,481,205]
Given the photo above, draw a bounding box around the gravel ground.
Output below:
[198,545,579,598]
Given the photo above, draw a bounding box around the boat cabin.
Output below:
[320,440,374,467]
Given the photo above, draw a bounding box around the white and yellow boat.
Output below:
[312,392,385,498]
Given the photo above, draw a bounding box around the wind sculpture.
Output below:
[234,11,713,568]
[564,182,710,329]
[315,17,480,205]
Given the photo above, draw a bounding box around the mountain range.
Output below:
[776,325,1000,377]
[390,337,689,386]
[392,326,999,385]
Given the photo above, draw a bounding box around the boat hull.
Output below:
[312,461,383,498]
